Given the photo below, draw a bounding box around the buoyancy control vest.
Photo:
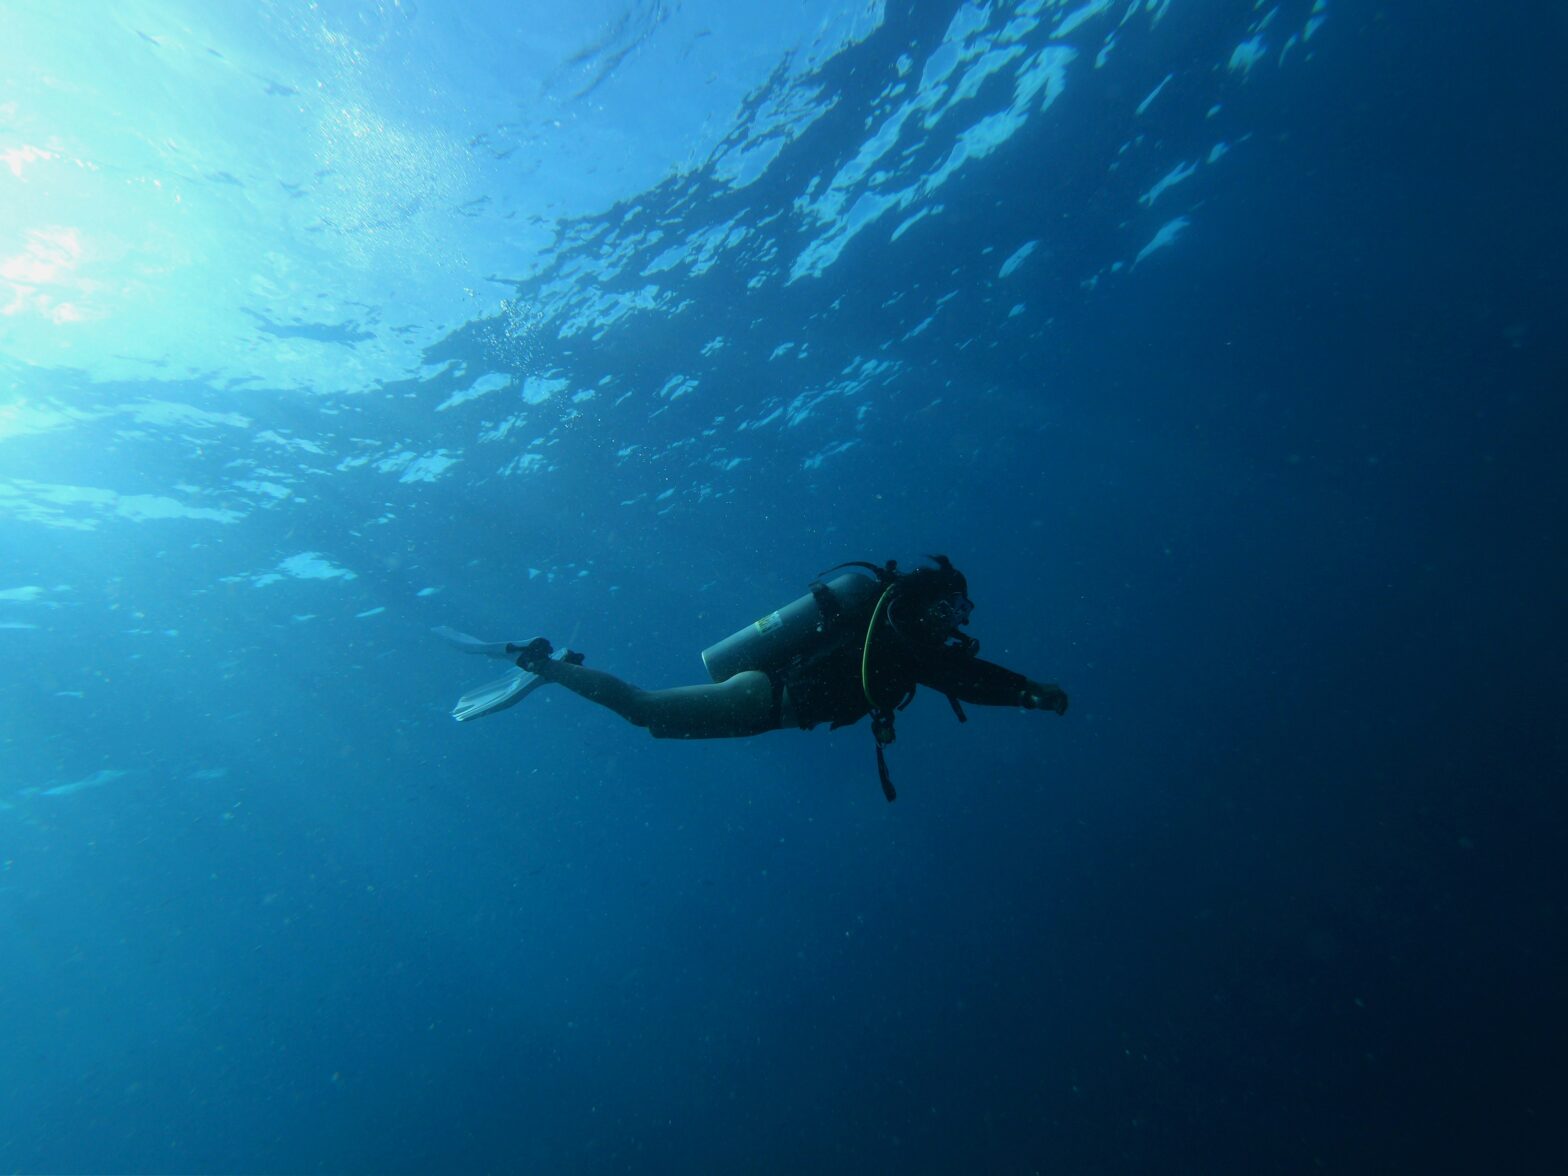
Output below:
[700,557,978,802]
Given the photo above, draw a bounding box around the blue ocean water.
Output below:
[2,1,1563,1172]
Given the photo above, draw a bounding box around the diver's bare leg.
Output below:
[530,660,778,739]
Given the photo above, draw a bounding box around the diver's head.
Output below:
[887,555,973,646]
[920,589,974,635]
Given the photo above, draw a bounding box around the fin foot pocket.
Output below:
[508,637,553,670]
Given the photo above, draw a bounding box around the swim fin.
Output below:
[437,626,584,722]
[433,626,526,660]
[451,666,549,722]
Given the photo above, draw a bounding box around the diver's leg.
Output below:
[530,660,779,739]
[634,672,781,739]
[527,659,648,723]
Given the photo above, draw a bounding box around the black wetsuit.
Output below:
[777,611,1034,730]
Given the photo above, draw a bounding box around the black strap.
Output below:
[870,709,898,803]
[808,580,842,629]
[947,695,968,724]
[875,742,896,802]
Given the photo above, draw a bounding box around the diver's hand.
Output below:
[1023,684,1068,715]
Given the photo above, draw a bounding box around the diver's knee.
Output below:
[623,688,656,729]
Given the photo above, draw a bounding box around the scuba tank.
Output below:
[701,571,881,682]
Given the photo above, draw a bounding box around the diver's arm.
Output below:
[916,647,1068,714]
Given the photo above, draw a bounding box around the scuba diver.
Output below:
[437,556,1067,800]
